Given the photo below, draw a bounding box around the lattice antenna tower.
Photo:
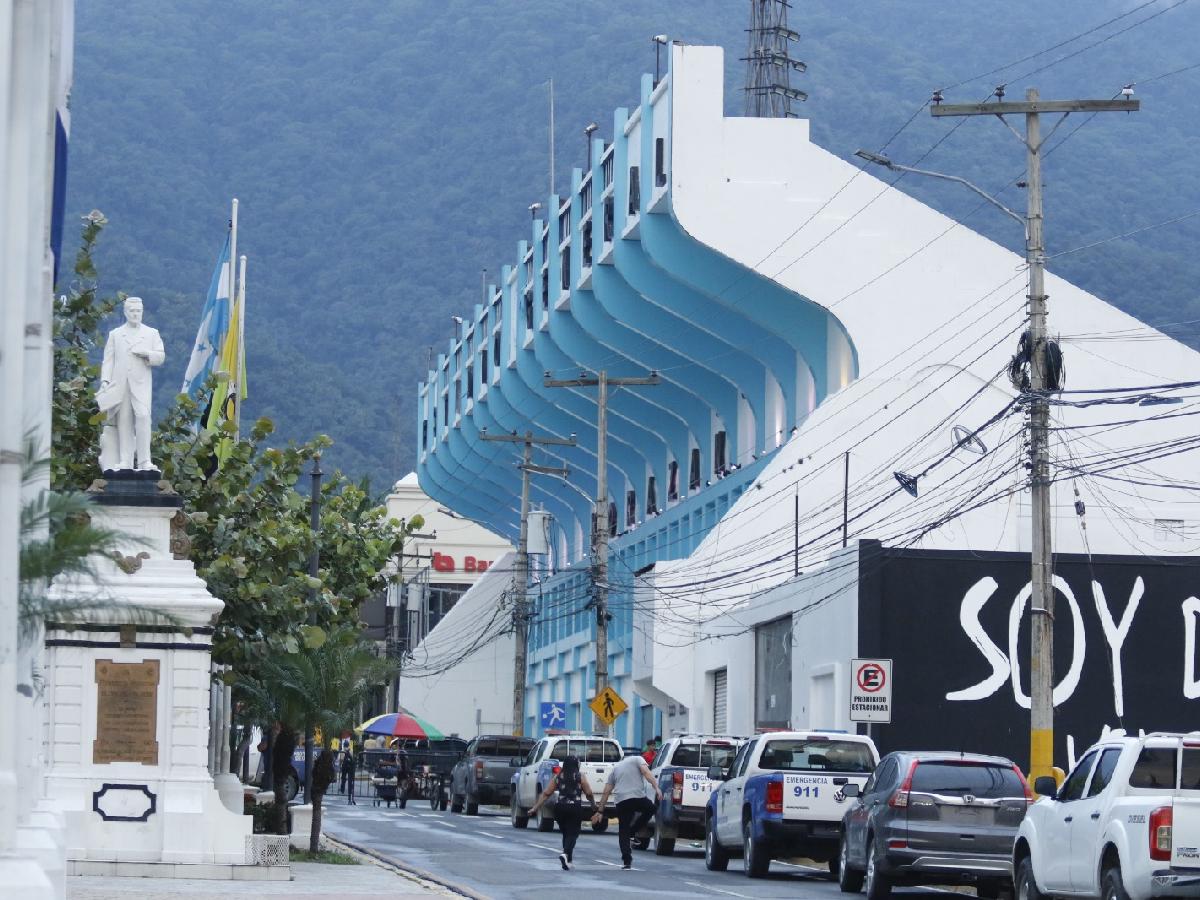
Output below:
[743,0,807,117]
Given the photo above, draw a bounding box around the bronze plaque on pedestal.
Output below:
[93,659,160,765]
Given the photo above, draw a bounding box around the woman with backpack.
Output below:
[528,755,595,870]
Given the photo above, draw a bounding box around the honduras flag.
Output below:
[49,2,75,288]
[180,233,232,406]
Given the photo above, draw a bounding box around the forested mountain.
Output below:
[67,1,1200,487]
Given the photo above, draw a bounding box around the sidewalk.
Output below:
[67,857,458,900]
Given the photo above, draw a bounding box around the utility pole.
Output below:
[481,429,575,735]
[544,370,660,732]
[932,88,1138,782]
[303,455,321,806]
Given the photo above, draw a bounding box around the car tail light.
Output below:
[888,839,907,849]
[1150,806,1173,861]
[552,765,561,776]
[475,760,485,778]
[766,780,783,814]
[1012,765,1034,803]
[672,770,684,804]
[890,760,918,809]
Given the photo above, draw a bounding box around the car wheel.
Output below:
[465,794,479,816]
[590,816,609,834]
[743,818,770,878]
[1102,865,1130,900]
[511,795,529,829]
[536,798,555,832]
[705,816,729,872]
[450,793,463,814]
[865,838,891,900]
[839,832,865,893]
[284,774,299,803]
[653,818,675,856]
[1016,857,1044,900]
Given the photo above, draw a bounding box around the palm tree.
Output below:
[240,626,395,852]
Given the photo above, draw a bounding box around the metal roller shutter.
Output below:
[713,668,728,734]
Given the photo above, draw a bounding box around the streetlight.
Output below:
[528,201,542,219]
[451,314,463,345]
[652,34,668,85]
[583,122,599,168]
[853,149,1025,231]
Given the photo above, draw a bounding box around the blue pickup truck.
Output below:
[704,730,878,878]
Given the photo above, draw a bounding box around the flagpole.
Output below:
[237,253,246,440]
[228,198,238,316]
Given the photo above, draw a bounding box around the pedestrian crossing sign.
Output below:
[588,686,627,726]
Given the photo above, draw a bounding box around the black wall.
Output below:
[857,543,1200,770]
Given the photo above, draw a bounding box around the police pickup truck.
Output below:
[705,730,878,878]
[652,734,744,855]
[1014,731,1200,900]
[510,734,623,833]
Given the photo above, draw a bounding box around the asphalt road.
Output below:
[322,800,970,900]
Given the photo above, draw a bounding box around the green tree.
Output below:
[239,626,395,849]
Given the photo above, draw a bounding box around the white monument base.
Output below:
[288,805,313,851]
[43,472,267,878]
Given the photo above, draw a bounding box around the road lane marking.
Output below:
[432,819,458,828]
[684,881,755,898]
[525,841,557,850]
[595,859,622,868]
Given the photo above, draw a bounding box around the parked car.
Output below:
[511,734,624,832]
[1014,730,1200,900]
[652,733,745,855]
[448,734,535,814]
[838,751,1033,899]
[706,730,878,877]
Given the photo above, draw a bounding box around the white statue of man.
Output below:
[98,296,165,472]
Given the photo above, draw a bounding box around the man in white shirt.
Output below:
[591,753,662,869]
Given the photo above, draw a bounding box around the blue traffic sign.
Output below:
[539,701,567,730]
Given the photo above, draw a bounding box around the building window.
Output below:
[655,138,667,187]
[713,431,727,474]
[421,420,428,450]
[581,179,592,212]
[755,616,792,730]
[493,332,501,371]
[667,462,679,501]
[646,476,657,515]
[541,269,549,308]
[1155,518,1185,541]
[443,394,448,425]
[561,248,570,290]
[481,347,488,384]
[629,166,640,214]
[559,209,571,244]
[466,365,474,399]
[524,290,534,329]
[582,220,593,267]
[608,501,618,537]
[626,490,636,527]
[603,197,614,242]
[689,448,701,491]
[602,153,614,189]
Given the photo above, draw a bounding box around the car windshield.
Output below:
[910,761,1025,798]
[477,738,535,757]
[669,742,739,768]
[759,739,875,773]
[549,739,622,762]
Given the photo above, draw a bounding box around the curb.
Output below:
[322,834,491,900]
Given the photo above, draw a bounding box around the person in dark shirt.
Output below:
[529,756,596,871]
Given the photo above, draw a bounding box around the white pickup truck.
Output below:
[706,730,879,878]
[509,734,624,833]
[1014,731,1200,900]
[651,734,745,855]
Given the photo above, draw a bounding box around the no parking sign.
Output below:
[850,658,893,723]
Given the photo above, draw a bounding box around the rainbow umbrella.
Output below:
[356,710,444,740]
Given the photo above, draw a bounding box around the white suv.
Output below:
[1014,731,1200,900]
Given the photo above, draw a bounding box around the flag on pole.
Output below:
[203,257,248,461]
[181,233,232,409]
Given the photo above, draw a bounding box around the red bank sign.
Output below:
[432,552,491,574]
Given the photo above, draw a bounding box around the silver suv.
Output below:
[837,751,1033,899]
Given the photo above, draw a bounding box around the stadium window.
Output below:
[689,448,701,491]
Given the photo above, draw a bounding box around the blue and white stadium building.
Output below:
[401,43,1200,755]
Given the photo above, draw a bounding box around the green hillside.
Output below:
[67,0,1200,486]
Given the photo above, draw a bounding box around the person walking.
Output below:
[340,743,357,804]
[591,752,662,870]
[528,755,595,871]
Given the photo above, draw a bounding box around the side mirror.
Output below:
[706,764,727,781]
[841,783,860,798]
[1033,776,1058,799]
[510,757,523,767]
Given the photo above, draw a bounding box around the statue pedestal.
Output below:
[42,472,262,876]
